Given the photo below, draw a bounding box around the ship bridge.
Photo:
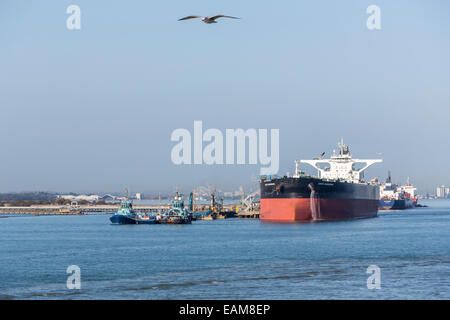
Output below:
[299,139,382,183]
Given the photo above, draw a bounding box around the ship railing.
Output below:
[258,174,283,181]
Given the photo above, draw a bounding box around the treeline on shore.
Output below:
[0,192,58,201]
[0,193,108,207]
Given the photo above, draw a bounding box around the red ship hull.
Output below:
[260,198,378,222]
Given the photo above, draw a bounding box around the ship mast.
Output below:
[293,160,303,178]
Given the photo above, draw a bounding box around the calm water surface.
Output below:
[0,199,449,299]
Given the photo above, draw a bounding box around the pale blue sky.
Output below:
[1,0,449,194]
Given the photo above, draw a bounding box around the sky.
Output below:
[0,0,449,195]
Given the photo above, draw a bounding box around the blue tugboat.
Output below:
[110,199,157,225]
[156,192,192,224]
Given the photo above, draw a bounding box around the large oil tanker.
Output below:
[260,140,382,222]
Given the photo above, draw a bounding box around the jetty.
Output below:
[237,210,260,219]
[0,203,239,216]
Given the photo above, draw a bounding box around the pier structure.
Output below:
[237,210,260,219]
[0,204,240,216]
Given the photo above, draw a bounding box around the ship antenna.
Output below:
[338,138,349,155]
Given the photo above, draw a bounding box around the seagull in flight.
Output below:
[178,15,240,24]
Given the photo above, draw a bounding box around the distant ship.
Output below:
[260,140,382,222]
[379,172,416,210]
[400,180,418,207]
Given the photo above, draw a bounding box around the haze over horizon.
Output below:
[1,0,450,195]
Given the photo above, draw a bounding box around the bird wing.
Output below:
[178,15,203,21]
[209,15,240,20]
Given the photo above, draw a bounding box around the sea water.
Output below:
[0,199,448,299]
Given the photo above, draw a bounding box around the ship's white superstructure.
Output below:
[300,139,382,183]
[380,182,403,200]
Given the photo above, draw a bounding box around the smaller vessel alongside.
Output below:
[134,215,158,224]
[156,192,192,224]
[192,210,215,220]
[110,199,157,224]
[192,193,222,220]
[378,172,415,210]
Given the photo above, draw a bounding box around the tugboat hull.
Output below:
[110,215,157,225]
[157,216,192,224]
[110,215,136,224]
[134,218,157,224]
